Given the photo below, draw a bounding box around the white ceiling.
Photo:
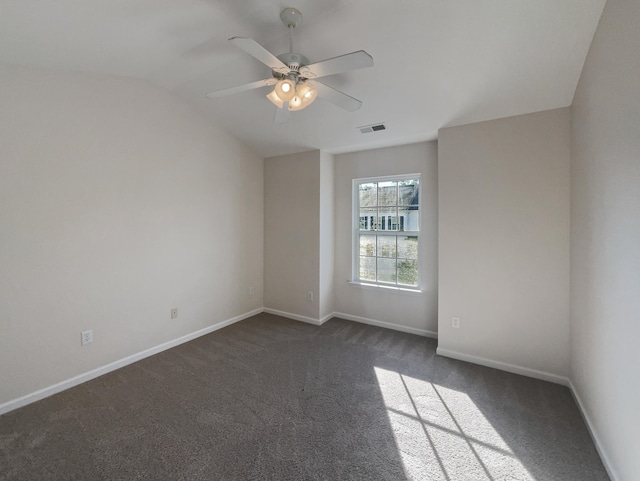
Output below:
[0,0,606,158]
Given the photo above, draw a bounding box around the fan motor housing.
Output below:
[273,52,310,80]
[277,52,309,69]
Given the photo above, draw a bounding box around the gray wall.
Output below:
[570,0,640,478]
[0,65,264,406]
[264,150,321,320]
[334,142,439,336]
[319,151,335,320]
[438,108,571,380]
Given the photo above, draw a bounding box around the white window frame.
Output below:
[351,173,422,292]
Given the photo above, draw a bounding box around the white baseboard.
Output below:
[262,308,331,326]
[333,312,438,338]
[262,309,438,339]
[436,347,570,386]
[568,380,620,481]
[0,306,620,480]
[1,308,430,415]
[319,312,335,324]
[435,348,618,478]
[0,308,262,416]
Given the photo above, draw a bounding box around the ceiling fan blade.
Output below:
[310,81,363,112]
[274,103,290,124]
[206,78,277,98]
[229,37,290,74]
[299,50,373,79]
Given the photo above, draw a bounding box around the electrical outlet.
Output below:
[249,286,255,296]
[171,308,178,320]
[307,291,313,301]
[81,330,93,346]
[452,317,460,329]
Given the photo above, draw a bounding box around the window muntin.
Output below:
[353,175,420,288]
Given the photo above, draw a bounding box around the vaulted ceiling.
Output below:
[0,0,606,157]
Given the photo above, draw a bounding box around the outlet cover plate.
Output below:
[81,330,94,346]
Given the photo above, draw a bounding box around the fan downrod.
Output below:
[275,8,307,78]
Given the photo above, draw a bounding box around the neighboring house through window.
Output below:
[353,175,420,288]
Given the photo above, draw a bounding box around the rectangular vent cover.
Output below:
[359,123,386,134]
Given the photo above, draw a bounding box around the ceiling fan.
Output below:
[206,7,374,124]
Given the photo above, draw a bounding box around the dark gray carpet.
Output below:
[0,313,609,480]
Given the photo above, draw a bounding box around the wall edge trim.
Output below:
[262,308,328,326]
[0,308,263,416]
[436,347,569,385]
[568,380,620,481]
[333,311,437,338]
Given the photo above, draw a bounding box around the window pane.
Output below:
[377,181,397,206]
[378,207,398,231]
[399,179,419,206]
[359,235,376,257]
[397,259,418,286]
[359,183,377,207]
[359,256,376,281]
[397,236,418,259]
[377,236,396,258]
[389,214,398,231]
[354,176,420,288]
[399,205,419,231]
[359,208,377,231]
[377,258,397,283]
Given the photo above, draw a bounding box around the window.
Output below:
[353,175,420,288]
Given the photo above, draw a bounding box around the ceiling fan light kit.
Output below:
[274,78,296,102]
[288,87,317,111]
[266,89,284,108]
[268,79,318,111]
[206,7,374,122]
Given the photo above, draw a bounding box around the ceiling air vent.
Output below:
[359,123,386,134]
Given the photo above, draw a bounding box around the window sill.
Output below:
[348,281,423,295]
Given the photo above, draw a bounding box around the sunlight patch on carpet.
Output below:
[374,367,535,481]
